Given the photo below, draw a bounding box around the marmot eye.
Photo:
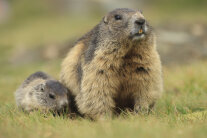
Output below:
[49,93,55,99]
[114,15,122,20]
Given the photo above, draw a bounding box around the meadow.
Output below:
[0,0,207,138]
[1,60,207,138]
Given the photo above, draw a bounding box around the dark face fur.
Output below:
[34,80,69,112]
[103,8,151,41]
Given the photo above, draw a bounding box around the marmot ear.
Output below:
[34,83,45,92]
[139,9,143,14]
[103,15,108,24]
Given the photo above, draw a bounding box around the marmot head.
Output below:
[102,8,152,41]
[32,80,69,113]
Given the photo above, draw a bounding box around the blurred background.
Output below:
[1,1,207,137]
[0,0,207,102]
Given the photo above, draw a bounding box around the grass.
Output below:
[0,1,207,137]
[1,58,207,138]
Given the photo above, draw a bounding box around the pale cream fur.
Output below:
[60,43,85,96]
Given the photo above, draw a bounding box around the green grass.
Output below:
[0,1,207,137]
[1,59,207,138]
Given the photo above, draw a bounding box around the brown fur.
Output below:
[60,8,163,119]
[61,43,85,95]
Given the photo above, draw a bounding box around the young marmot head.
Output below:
[15,71,70,114]
[32,80,69,112]
[101,8,152,41]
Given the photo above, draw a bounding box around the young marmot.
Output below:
[15,71,70,113]
[60,8,163,119]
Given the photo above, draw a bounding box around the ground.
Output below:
[0,0,207,138]
[1,52,207,138]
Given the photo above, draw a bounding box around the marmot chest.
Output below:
[121,52,151,79]
[118,53,151,93]
[113,53,151,110]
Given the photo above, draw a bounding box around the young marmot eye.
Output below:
[114,14,122,20]
[49,93,55,99]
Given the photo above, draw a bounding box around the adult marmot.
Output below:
[15,71,70,113]
[60,8,163,119]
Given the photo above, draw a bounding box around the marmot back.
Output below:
[60,8,163,120]
[15,71,70,113]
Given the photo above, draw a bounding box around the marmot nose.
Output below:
[59,100,68,107]
[135,19,145,25]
